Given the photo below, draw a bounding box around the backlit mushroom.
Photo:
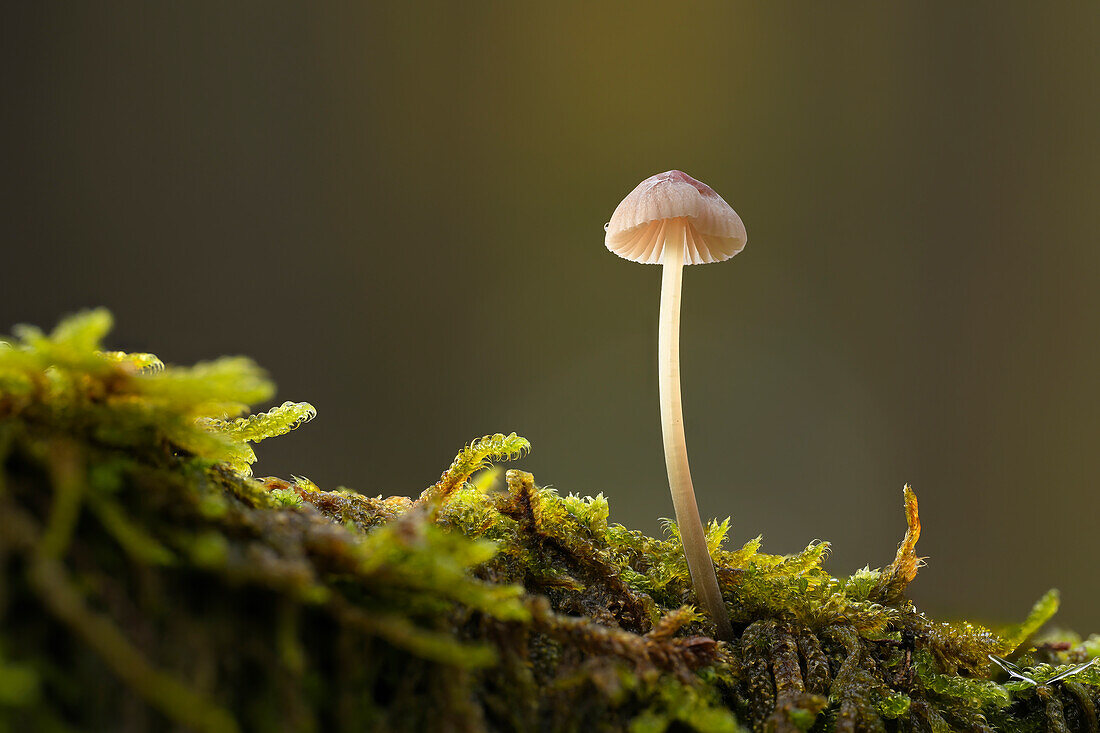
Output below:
[604,170,746,640]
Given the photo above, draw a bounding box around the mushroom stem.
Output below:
[658,222,734,641]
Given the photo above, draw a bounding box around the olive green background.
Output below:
[4,4,1098,630]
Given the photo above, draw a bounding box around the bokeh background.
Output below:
[4,4,1098,631]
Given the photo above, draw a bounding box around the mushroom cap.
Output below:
[604,170,747,265]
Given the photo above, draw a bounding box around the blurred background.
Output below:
[3,3,1097,631]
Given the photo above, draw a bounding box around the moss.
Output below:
[0,310,1097,732]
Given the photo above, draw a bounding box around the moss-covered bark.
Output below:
[0,311,1097,732]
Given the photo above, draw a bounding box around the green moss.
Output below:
[0,310,1096,732]
[1000,589,1061,655]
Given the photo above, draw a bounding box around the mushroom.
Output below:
[604,170,746,640]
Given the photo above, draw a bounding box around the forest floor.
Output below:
[1,310,1097,732]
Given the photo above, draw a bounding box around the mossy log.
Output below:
[1,310,1097,732]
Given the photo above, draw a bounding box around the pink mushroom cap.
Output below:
[604,170,747,265]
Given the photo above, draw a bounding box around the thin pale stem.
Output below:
[659,221,733,641]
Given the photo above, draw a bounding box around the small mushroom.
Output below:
[604,170,746,640]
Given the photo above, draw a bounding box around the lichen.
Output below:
[0,310,1096,732]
